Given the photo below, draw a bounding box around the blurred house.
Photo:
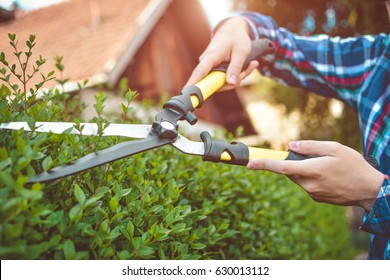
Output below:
[0,0,255,134]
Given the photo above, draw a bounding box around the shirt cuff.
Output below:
[360,176,390,237]
[240,12,280,43]
[240,12,281,75]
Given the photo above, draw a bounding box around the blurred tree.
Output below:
[235,0,389,35]
[232,0,389,150]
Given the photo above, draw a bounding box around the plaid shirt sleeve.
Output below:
[241,12,388,110]
[241,12,390,239]
[360,177,390,237]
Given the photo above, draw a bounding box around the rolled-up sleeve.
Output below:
[360,177,390,237]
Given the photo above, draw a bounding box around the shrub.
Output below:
[0,34,357,259]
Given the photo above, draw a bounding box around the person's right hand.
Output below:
[186,17,259,91]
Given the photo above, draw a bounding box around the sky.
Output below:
[199,0,233,27]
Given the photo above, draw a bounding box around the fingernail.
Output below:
[289,141,300,150]
[228,74,238,85]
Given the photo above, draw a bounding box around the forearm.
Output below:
[241,12,387,109]
[241,12,337,97]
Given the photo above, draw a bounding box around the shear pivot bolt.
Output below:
[153,120,178,140]
[161,121,175,130]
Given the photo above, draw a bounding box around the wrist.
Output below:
[360,171,385,212]
[212,16,251,38]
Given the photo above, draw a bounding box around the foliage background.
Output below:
[0,34,359,259]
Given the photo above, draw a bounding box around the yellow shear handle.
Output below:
[201,131,308,166]
[220,148,289,162]
[190,39,276,108]
[191,71,226,108]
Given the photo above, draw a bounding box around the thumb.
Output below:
[289,140,340,157]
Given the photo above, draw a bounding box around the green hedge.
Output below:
[0,34,357,259]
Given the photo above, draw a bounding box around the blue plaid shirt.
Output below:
[242,12,390,259]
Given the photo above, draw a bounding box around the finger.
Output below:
[186,58,215,86]
[187,45,230,86]
[187,39,231,86]
[247,158,313,177]
[215,61,259,92]
[216,84,236,92]
[226,43,251,86]
[239,60,259,81]
[288,140,342,157]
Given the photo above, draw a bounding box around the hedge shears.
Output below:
[1,39,311,183]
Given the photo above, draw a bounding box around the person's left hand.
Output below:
[246,140,385,212]
[186,17,258,91]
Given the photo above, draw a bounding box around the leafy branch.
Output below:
[0,33,55,112]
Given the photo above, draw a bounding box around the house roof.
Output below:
[0,0,172,88]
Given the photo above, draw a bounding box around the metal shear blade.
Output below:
[0,122,151,139]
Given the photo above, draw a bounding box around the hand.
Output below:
[187,17,259,91]
[247,140,385,212]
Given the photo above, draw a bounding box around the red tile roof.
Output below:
[0,0,170,88]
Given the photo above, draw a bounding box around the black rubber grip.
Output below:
[163,85,203,125]
[200,131,249,166]
[285,150,316,161]
[286,151,380,171]
[364,155,380,170]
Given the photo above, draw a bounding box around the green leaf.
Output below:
[42,156,52,171]
[26,149,45,160]
[118,250,130,260]
[208,224,216,235]
[69,205,82,221]
[0,158,12,170]
[84,195,103,207]
[26,116,35,131]
[74,185,86,205]
[154,229,171,241]
[109,196,119,212]
[166,211,175,226]
[100,246,115,258]
[127,221,135,238]
[138,246,154,257]
[191,243,206,250]
[44,211,64,229]
[121,103,127,115]
[29,34,36,43]
[63,239,76,259]
[218,223,229,231]
[8,33,15,41]
[16,138,25,154]
[132,237,142,250]
[158,247,166,260]
[150,205,164,214]
[119,188,131,197]
[0,147,8,160]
